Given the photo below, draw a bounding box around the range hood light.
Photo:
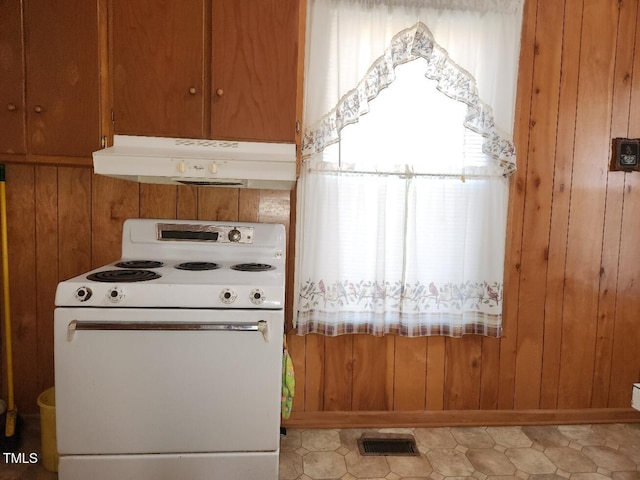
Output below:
[93,135,297,190]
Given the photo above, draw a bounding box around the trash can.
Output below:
[37,387,58,472]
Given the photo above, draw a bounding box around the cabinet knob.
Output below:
[7,103,16,112]
[216,88,224,97]
[188,87,197,95]
[34,105,43,113]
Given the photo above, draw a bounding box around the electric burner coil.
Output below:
[230,263,275,272]
[175,262,221,271]
[115,260,164,269]
[87,269,162,283]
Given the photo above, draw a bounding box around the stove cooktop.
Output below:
[55,219,286,309]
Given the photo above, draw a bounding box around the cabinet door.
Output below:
[24,0,101,157]
[112,0,207,138]
[0,0,26,154]
[212,0,299,142]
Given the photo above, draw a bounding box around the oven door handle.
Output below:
[67,320,269,342]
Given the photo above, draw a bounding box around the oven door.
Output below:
[54,308,284,455]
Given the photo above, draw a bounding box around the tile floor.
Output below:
[3,416,640,479]
[280,424,640,480]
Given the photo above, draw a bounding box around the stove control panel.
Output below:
[156,223,254,244]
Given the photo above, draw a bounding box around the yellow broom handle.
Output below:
[0,165,14,411]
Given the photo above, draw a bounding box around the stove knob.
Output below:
[107,287,124,303]
[228,228,241,242]
[220,288,237,304]
[250,289,265,304]
[75,286,92,302]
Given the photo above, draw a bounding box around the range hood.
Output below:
[93,135,297,190]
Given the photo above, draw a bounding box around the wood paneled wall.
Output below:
[285,0,640,426]
[1,0,640,423]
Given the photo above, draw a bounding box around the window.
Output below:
[294,0,524,337]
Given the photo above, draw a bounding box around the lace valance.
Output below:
[301,22,517,176]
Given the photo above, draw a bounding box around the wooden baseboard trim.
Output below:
[282,408,640,429]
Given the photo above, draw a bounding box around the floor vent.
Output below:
[357,433,419,456]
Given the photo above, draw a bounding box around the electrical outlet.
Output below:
[611,138,640,171]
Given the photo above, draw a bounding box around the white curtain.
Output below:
[295,0,523,337]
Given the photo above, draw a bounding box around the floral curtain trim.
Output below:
[301,21,517,176]
[296,278,503,337]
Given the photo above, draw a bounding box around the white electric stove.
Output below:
[54,219,286,480]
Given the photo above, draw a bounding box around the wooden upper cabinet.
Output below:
[111,0,207,138]
[0,0,26,155]
[110,0,300,143]
[212,0,299,142]
[24,0,102,157]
